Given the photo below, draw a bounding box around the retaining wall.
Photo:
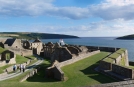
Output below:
[99,49,132,80]
[20,69,37,82]
[112,64,133,79]
[53,50,100,80]
[100,49,129,70]
[99,61,112,70]
[86,46,120,52]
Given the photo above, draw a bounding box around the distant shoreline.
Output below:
[116,34,134,40]
[0,32,79,40]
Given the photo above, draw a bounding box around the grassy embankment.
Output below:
[102,48,129,66]
[16,55,38,65]
[0,52,117,87]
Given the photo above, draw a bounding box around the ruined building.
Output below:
[0,38,44,56]
[0,50,16,67]
[45,44,98,79]
[31,38,43,55]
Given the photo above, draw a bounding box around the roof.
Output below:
[4,39,16,46]
[33,38,41,43]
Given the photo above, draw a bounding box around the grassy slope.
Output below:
[103,48,126,63]
[0,55,29,73]
[0,52,116,87]
[61,52,116,87]
[26,55,37,60]
[16,55,29,64]
[0,64,13,73]
[0,47,6,54]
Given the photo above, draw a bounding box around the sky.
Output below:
[0,0,134,37]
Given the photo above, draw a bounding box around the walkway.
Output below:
[86,80,134,87]
[0,56,44,81]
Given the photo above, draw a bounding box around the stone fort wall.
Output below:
[99,48,132,80]
[53,50,100,80]
[4,45,32,56]
[86,46,120,52]
[48,45,131,81]
[99,49,129,70]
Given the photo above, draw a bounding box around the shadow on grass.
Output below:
[80,62,116,84]
[26,63,59,83]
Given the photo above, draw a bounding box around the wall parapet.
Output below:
[99,48,132,80]
[100,48,129,70]
[6,46,32,56]
[85,45,119,52]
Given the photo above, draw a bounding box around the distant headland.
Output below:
[0,32,79,39]
[116,34,134,40]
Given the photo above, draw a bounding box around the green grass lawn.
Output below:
[0,47,29,73]
[0,64,13,73]
[26,55,37,60]
[0,47,7,54]
[16,55,29,64]
[0,53,30,74]
[0,52,117,87]
[0,55,38,74]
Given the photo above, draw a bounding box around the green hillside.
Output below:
[116,34,134,40]
[0,32,79,39]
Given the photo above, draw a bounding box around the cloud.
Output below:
[90,0,134,20]
[2,19,134,36]
[0,0,90,19]
[106,0,134,6]
[0,0,134,20]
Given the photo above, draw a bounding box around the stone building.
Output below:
[51,47,72,63]
[4,39,22,49]
[0,38,33,56]
[31,38,43,55]
[43,42,59,58]
[50,45,89,63]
